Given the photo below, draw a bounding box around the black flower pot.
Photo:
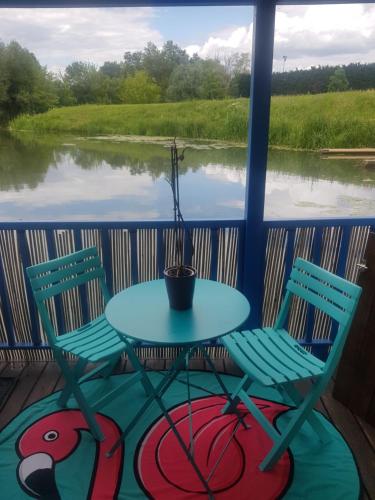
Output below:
[164,265,196,310]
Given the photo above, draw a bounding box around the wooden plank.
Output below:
[1,356,374,499]
[205,358,224,373]
[223,357,244,377]
[188,358,205,370]
[54,373,65,392]
[320,148,375,155]
[145,358,165,371]
[125,354,145,373]
[23,362,61,407]
[0,362,8,375]
[53,360,79,392]
[0,363,46,429]
[322,155,375,160]
[0,361,26,383]
[361,489,370,500]
[0,362,17,412]
[356,416,375,452]
[322,382,375,497]
[113,356,127,375]
[296,379,330,418]
[334,232,375,425]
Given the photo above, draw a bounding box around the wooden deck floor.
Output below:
[1,358,374,499]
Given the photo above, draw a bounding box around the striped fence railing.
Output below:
[0,220,244,361]
[0,217,374,361]
[263,217,375,359]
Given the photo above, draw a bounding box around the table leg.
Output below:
[185,348,194,459]
[106,344,188,457]
[198,346,249,431]
[107,344,214,498]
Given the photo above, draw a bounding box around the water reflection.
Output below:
[0,132,374,220]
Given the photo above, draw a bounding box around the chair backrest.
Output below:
[275,257,362,373]
[26,247,110,345]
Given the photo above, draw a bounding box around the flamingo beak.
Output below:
[18,452,61,499]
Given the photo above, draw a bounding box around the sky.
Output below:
[0,4,375,74]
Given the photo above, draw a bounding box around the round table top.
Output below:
[105,279,250,346]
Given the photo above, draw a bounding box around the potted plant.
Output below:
[164,139,196,310]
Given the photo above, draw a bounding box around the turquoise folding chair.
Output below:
[26,246,148,441]
[222,257,362,471]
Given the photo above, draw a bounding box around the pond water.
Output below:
[0,132,374,221]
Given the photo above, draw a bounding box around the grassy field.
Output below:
[10,90,375,150]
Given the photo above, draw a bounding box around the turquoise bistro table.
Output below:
[105,278,250,498]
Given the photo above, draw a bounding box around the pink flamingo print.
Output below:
[136,396,292,499]
[16,409,124,499]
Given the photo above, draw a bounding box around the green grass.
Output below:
[10,90,375,150]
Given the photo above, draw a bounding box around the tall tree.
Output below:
[167,59,228,101]
[230,72,251,98]
[123,51,144,76]
[327,67,350,92]
[0,41,57,122]
[119,70,161,104]
[64,62,116,104]
[99,61,124,79]
[142,41,189,98]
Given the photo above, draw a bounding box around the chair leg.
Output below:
[55,352,104,441]
[282,382,331,443]
[58,357,87,407]
[222,375,251,414]
[260,379,328,471]
[125,343,152,397]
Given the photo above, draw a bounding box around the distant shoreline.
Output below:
[10,90,375,151]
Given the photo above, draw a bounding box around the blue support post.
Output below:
[73,229,89,324]
[130,230,139,285]
[157,228,165,278]
[45,229,66,335]
[284,228,296,289]
[305,226,323,345]
[243,0,276,328]
[0,255,16,347]
[210,227,219,281]
[236,224,245,291]
[101,229,114,296]
[17,230,41,346]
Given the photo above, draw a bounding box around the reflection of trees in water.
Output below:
[70,140,247,180]
[68,140,375,186]
[2,132,374,192]
[0,132,58,190]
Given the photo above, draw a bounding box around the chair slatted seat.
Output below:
[222,257,362,471]
[224,328,325,386]
[55,314,131,362]
[27,247,149,441]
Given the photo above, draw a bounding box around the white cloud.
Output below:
[1,5,375,73]
[264,171,375,218]
[203,164,246,186]
[0,159,154,207]
[273,5,375,70]
[185,4,375,70]
[0,7,162,73]
[186,25,252,59]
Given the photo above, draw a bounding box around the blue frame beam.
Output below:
[1,0,256,5]
[1,0,374,6]
[242,0,276,327]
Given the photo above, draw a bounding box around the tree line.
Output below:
[0,40,249,122]
[271,64,375,95]
[1,38,375,124]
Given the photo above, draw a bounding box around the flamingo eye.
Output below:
[43,430,59,442]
